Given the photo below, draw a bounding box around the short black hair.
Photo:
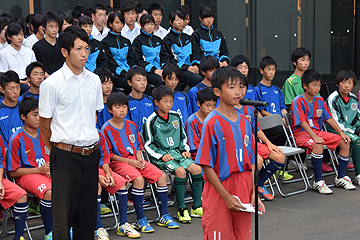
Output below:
[152,85,174,102]
[58,25,89,54]
[179,5,192,19]
[136,2,148,14]
[31,14,43,34]
[5,22,23,44]
[72,5,91,21]
[0,16,12,32]
[0,70,20,88]
[26,14,34,25]
[197,87,217,105]
[92,4,106,15]
[120,1,138,13]
[148,3,163,15]
[211,66,244,91]
[162,64,181,81]
[259,56,277,70]
[26,62,44,78]
[107,12,125,31]
[19,96,38,123]
[94,66,113,83]
[200,55,220,72]
[106,91,129,113]
[127,66,147,82]
[42,12,61,30]
[78,15,93,27]
[336,69,357,87]
[140,14,154,27]
[291,47,311,68]
[301,69,322,91]
[200,6,214,19]
[230,55,250,69]
[60,13,74,28]
[106,6,114,15]
[169,10,185,24]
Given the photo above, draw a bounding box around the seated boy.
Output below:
[326,69,360,186]
[148,3,167,39]
[162,64,192,124]
[185,87,217,160]
[195,66,265,240]
[7,97,54,239]
[188,55,219,113]
[120,1,141,43]
[102,92,179,232]
[178,5,194,36]
[144,85,203,223]
[125,66,156,132]
[291,69,354,194]
[19,61,45,100]
[0,135,28,240]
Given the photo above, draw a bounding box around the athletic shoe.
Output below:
[117,222,141,238]
[135,217,154,233]
[190,207,203,217]
[258,186,274,200]
[288,159,308,171]
[275,170,294,180]
[100,204,111,214]
[334,176,356,190]
[44,231,53,240]
[20,237,25,240]
[28,199,41,215]
[348,163,355,169]
[321,162,333,172]
[94,227,109,240]
[177,208,191,223]
[355,174,360,187]
[158,213,179,229]
[313,180,333,194]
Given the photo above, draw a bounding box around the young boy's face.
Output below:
[171,15,184,31]
[22,108,39,129]
[8,31,24,49]
[142,22,155,34]
[163,72,179,91]
[92,9,106,28]
[183,14,190,28]
[1,82,20,102]
[260,64,276,81]
[28,67,45,88]
[151,10,163,26]
[62,20,72,32]
[45,20,59,38]
[128,74,147,93]
[214,78,241,107]
[81,23,92,37]
[109,103,128,119]
[110,16,124,34]
[124,10,137,27]
[236,62,249,77]
[337,78,354,97]
[197,100,216,116]
[303,80,321,97]
[102,77,113,97]
[202,68,216,81]
[62,38,89,70]
[155,95,173,116]
[239,82,247,100]
[294,55,310,72]
[200,16,214,29]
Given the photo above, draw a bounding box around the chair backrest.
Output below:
[283,112,292,127]
[258,114,283,131]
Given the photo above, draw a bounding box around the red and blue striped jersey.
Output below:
[291,95,332,133]
[185,113,202,151]
[101,119,143,159]
[234,105,261,134]
[98,129,111,166]
[0,136,6,170]
[195,110,255,182]
[7,128,50,171]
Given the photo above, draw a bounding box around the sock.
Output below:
[191,174,203,209]
[311,153,323,182]
[95,195,103,230]
[156,186,168,216]
[174,177,186,209]
[258,161,284,187]
[116,189,128,225]
[352,140,360,175]
[40,199,52,235]
[337,154,350,178]
[13,201,28,240]
[132,188,145,220]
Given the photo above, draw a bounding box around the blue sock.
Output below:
[311,153,323,182]
[40,199,52,235]
[95,195,103,230]
[258,161,284,187]
[156,186,168,216]
[116,189,128,225]
[13,201,28,240]
[132,188,145,220]
[337,154,350,178]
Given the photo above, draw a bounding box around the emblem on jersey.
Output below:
[129,134,136,143]
[126,147,134,155]
[246,115,251,122]
[316,109,322,117]
[172,120,179,129]
[44,146,50,155]
[244,135,249,147]
[351,103,357,111]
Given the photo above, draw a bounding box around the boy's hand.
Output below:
[39,162,50,175]
[181,151,191,158]
[219,61,228,67]
[340,133,351,144]
[223,194,245,212]
[162,154,173,162]
[267,143,283,154]
[128,159,144,169]
[99,175,109,187]
[105,172,115,187]
[154,69,163,76]
[251,192,266,213]
[187,66,199,74]
[0,182,4,200]
[137,158,146,170]
[313,135,324,144]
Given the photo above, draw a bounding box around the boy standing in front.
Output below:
[195,66,265,240]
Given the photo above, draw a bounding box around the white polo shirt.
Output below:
[0,44,36,79]
[91,24,109,41]
[0,42,8,51]
[39,63,103,147]
[154,25,168,39]
[121,22,141,43]
[22,33,40,49]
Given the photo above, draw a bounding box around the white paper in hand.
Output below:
[233,195,263,215]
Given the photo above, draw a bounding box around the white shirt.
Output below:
[183,25,194,36]
[0,42,8,51]
[121,22,141,43]
[0,44,36,79]
[39,63,103,146]
[154,25,168,39]
[91,24,109,41]
[22,33,40,49]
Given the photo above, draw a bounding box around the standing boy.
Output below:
[195,66,265,240]
[120,1,141,43]
[91,4,109,41]
[148,3,167,39]
[19,61,45,100]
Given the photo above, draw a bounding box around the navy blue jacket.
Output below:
[85,34,108,72]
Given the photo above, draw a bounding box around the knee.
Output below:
[43,189,52,201]
[157,174,167,186]
[175,167,186,178]
[18,194,28,204]
[312,143,323,153]
[340,140,350,150]
[277,153,286,164]
[191,164,202,175]
[133,177,144,188]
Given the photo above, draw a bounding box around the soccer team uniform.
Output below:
[244,84,256,101]
[255,82,287,117]
[0,101,23,148]
[188,82,218,113]
[19,90,39,101]
[195,110,255,240]
[185,113,202,153]
[97,102,112,129]
[283,73,303,106]
[125,94,156,132]
[172,91,192,126]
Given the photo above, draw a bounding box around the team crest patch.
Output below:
[129,134,136,143]
[172,120,179,129]
[244,135,249,147]
[44,146,50,155]
[351,103,357,111]
[246,115,251,122]
[316,109,322,117]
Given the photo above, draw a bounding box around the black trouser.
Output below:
[113,72,131,95]
[262,125,289,146]
[51,146,100,240]
[176,70,202,91]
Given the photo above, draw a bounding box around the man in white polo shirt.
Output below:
[90,4,109,41]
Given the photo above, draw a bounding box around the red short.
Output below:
[293,130,342,154]
[257,142,271,159]
[16,174,52,199]
[110,160,164,184]
[202,171,253,240]
[99,167,127,195]
[0,179,27,210]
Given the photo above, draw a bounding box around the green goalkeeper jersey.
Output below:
[283,73,304,105]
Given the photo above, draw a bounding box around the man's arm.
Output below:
[39,117,53,151]
[8,163,50,178]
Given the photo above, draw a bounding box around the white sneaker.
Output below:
[334,176,356,190]
[289,159,308,171]
[355,174,360,187]
[313,180,333,194]
[95,227,109,240]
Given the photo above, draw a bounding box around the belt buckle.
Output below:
[81,146,91,156]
